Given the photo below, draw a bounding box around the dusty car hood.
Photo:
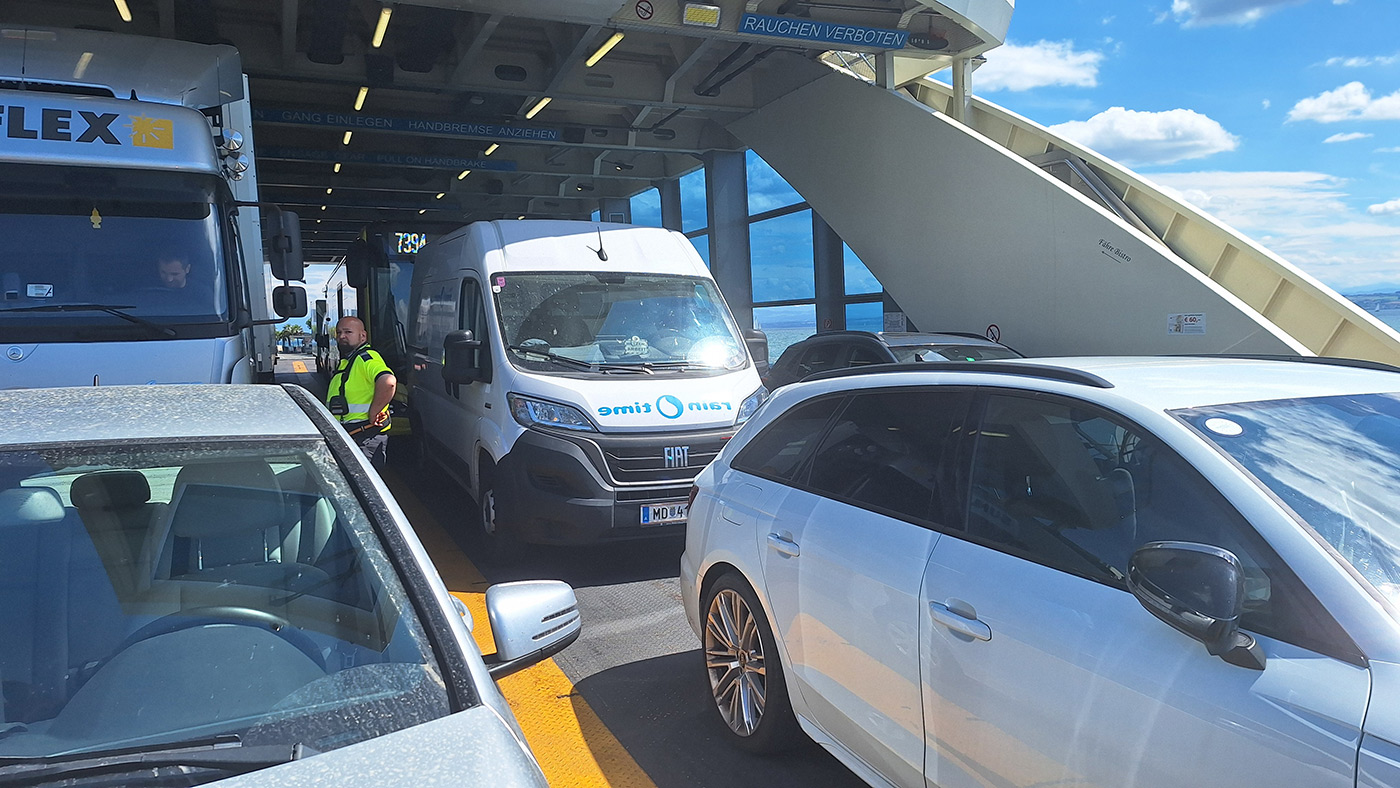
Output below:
[212,706,547,787]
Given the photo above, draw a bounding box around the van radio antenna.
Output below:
[588,226,608,262]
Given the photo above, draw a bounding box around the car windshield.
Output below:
[0,165,231,341]
[493,271,747,373]
[1177,392,1400,609]
[890,344,1021,362]
[0,439,455,773]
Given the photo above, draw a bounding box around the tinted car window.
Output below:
[967,393,1356,660]
[807,389,971,525]
[796,342,843,377]
[847,343,887,367]
[731,396,843,482]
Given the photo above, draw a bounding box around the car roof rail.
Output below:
[1176,354,1400,375]
[802,361,1114,389]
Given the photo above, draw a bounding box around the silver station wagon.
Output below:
[0,384,579,787]
[682,356,1400,788]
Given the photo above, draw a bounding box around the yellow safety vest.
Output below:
[328,344,392,432]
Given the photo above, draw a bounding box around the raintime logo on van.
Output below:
[598,394,733,420]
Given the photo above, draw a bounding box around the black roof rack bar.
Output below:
[1175,354,1400,375]
[801,361,1114,389]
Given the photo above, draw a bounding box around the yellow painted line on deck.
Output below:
[292,360,308,373]
[384,470,656,788]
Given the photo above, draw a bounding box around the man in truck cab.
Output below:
[326,316,397,470]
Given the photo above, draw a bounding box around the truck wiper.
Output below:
[0,734,312,787]
[0,303,177,338]
[508,344,652,374]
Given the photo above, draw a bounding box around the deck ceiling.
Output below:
[0,0,1006,260]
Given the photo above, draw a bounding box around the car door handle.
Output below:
[767,532,800,557]
[930,600,991,641]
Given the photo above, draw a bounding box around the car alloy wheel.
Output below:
[700,573,801,752]
[705,586,768,737]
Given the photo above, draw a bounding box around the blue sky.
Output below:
[966,0,1400,292]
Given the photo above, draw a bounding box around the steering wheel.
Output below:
[107,606,327,672]
[649,329,693,357]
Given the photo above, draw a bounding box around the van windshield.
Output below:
[493,271,747,373]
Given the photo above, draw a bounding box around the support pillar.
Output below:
[704,150,753,329]
[813,211,845,332]
[598,197,631,224]
[950,57,973,124]
[658,179,683,232]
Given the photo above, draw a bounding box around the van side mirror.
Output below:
[443,329,483,384]
[264,208,305,282]
[315,333,329,349]
[743,328,769,375]
[482,580,582,679]
[1127,542,1265,670]
[272,285,307,318]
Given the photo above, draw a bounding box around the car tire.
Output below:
[476,466,521,565]
[702,572,802,753]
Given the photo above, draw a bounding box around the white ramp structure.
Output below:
[731,68,1400,363]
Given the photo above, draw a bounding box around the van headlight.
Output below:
[736,386,768,425]
[508,394,596,432]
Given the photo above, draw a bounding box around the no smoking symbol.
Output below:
[636,0,654,19]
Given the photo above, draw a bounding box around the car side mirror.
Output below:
[1127,541,1265,670]
[744,328,769,376]
[443,329,483,384]
[482,580,581,680]
[272,285,307,318]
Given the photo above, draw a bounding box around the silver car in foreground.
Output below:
[681,356,1400,788]
[0,384,579,787]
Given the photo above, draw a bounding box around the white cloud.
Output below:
[1170,0,1307,26]
[1288,82,1400,123]
[1150,170,1400,290]
[1378,147,1400,153]
[1262,99,1272,109]
[1048,107,1239,166]
[1323,54,1400,68]
[1369,199,1400,215]
[975,40,1103,92]
[1324,132,1373,143]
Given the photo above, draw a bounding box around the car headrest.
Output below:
[71,470,152,510]
[173,460,280,494]
[0,487,65,526]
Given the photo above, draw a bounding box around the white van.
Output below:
[407,220,767,553]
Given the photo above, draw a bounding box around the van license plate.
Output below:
[640,502,688,526]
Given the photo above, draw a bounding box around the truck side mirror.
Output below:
[315,333,329,349]
[743,328,769,376]
[264,208,305,282]
[443,329,483,384]
[271,285,307,318]
[345,238,374,290]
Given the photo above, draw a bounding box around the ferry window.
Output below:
[746,150,803,214]
[844,243,882,296]
[750,209,815,303]
[754,303,814,361]
[690,233,710,267]
[630,188,661,227]
[680,169,707,233]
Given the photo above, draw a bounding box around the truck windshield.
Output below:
[494,271,747,373]
[1176,392,1400,612]
[0,164,231,342]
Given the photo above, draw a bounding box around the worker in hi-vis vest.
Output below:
[326,316,397,470]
